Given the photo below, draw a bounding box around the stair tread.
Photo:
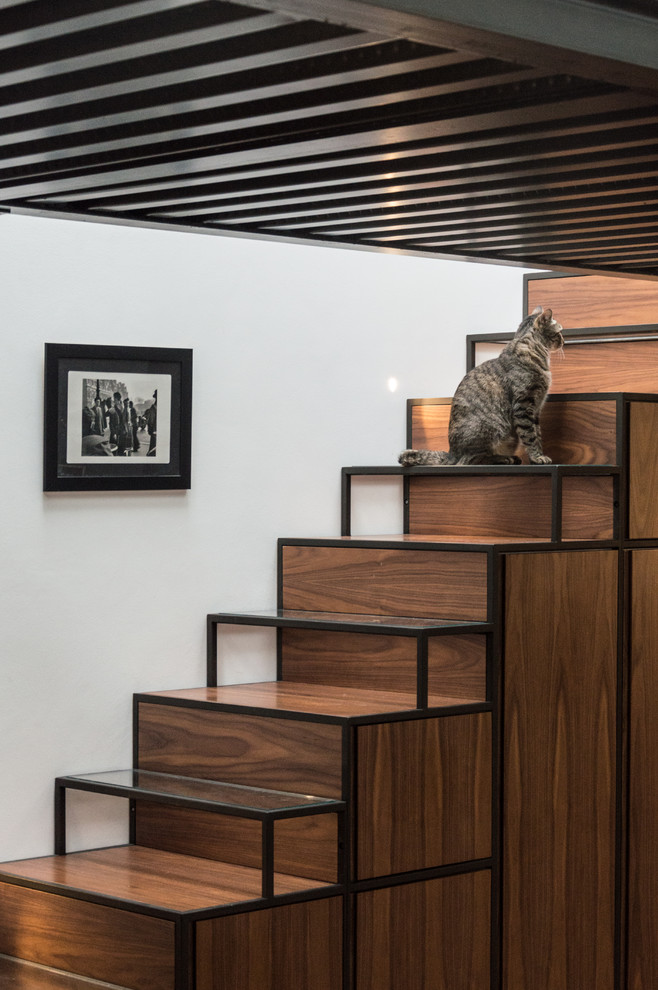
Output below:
[0,845,330,912]
[58,768,343,813]
[0,954,130,989]
[141,680,483,716]
[208,607,486,631]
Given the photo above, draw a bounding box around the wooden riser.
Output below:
[0,847,339,990]
[407,473,615,541]
[280,628,487,704]
[410,395,620,465]
[279,542,490,621]
[136,690,492,881]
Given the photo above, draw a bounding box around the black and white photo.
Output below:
[43,344,192,491]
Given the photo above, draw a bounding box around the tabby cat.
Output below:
[399,306,564,466]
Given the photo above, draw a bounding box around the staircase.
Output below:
[2,360,658,988]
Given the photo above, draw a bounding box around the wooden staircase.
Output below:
[2,329,658,989]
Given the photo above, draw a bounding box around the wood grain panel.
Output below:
[1,847,323,908]
[281,545,489,621]
[503,550,617,990]
[427,634,487,703]
[408,475,552,539]
[541,399,618,464]
[549,340,658,393]
[135,802,338,882]
[411,398,619,465]
[356,714,491,878]
[411,402,451,451]
[561,476,615,541]
[196,897,343,990]
[135,802,263,870]
[628,549,658,990]
[138,703,343,798]
[0,880,175,990]
[527,274,658,328]
[274,815,338,883]
[280,628,417,694]
[355,871,491,990]
[629,402,658,539]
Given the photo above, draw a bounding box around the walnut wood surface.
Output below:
[428,633,487,703]
[408,475,553,539]
[411,399,618,465]
[138,702,343,798]
[356,714,491,878]
[628,549,658,990]
[135,802,263,870]
[143,682,417,716]
[560,476,615,540]
[0,846,322,911]
[411,403,450,451]
[527,274,658,328]
[136,802,339,883]
[355,871,491,990]
[280,628,418,694]
[549,340,658,393]
[541,399,618,464]
[629,402,658,539]
[503,550,617,990]
[281,545,489,620]
[0,878,175,990]
[196,897,343,990]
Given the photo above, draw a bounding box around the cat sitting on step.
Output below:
[399,306,564,467]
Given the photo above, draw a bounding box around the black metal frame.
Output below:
[54,769,346,902]
[466,323,658,372]
[341,462,620,542]
[43,342,193,491]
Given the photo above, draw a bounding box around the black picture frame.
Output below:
[43,343,192,492]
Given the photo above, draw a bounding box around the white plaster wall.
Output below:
[0,213,533,860]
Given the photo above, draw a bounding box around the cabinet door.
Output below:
[628,548,658,990]
[503,550,617,990]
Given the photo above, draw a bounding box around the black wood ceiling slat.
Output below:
[1,0,657,276]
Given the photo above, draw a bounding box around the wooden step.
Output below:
[0,954,130,989]
[55,769,346,896]
[0,848,342,990]
[135,688,492,882]
[343,463,618,541]
[207,608,491,705]
[405,392,658,541]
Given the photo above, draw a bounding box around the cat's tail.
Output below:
[398,448,456,466]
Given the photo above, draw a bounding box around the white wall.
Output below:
[0,213,532,860]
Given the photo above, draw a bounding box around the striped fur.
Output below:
[399,307,564,466]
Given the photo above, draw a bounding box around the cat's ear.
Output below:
[531,305,543,316]
[533,307,553,328]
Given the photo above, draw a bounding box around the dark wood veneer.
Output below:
[502,550,617,990]
[356,713,491,878]
[281,544,489,621]
[195,897,343,990]
[0,878,175,990]
[355,870,491,990]
[627,548,658,990]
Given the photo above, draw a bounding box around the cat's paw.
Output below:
[530,454,552,464]
[398,449,421,466]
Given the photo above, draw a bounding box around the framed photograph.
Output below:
[43,343,192,491]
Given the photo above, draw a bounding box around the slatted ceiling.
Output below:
[1,0,658,276]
